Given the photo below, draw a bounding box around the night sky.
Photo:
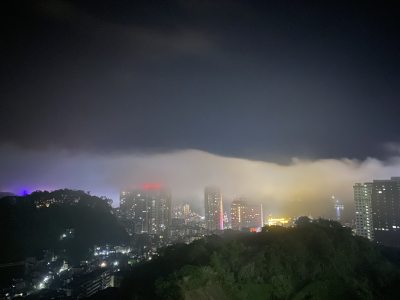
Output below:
[1,1,400,217]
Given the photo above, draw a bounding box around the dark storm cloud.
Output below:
[1,0,400,161]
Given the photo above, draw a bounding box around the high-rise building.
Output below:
[231,198,263,230]
[231,198,247,230]
[246,204,263,228]
[120,184,171,235]
[371,177,400,246]
[204,186,223,231]
[354,183,374,240]
[354,177,400,246]
[182,203,191,218]
[223,211,230,229]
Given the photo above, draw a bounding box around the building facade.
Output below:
[66,269,112,298]
[204,186,223,231]
[354,177,400,246]
[371,177,400,246]
[354,183,374,240]
[231,198,263,231]
[246,204,263,228]
[231,198,247,230]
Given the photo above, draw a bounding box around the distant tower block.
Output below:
[333,196,344,221]
[204,186,224,231]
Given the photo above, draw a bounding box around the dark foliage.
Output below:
[0,189,127,264]
[121,220,400,300]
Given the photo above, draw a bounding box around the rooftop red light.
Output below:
[142,183,162,190]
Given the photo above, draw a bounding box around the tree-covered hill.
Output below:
[0,192,15,199]
[0,189,128,264]
[120,219,400,300]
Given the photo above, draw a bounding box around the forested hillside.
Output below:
[121,219,400,300]
[0,189,127,264]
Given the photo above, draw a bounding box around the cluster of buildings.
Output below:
[116,184,207,246]
[354,177,400,247]
[0,245,127,299]
[117,178,400,248]
[204,187,264,231]
[116,184,265,241]
[119,184,171,236]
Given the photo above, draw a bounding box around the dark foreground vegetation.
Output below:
[0,189,127,264]
[120,219,400,300]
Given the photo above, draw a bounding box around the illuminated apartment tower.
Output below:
[246,204,263,228]
[231,198,247,230]
[204,186,223,231]
[120,184,171,235]
[182,203,191,218]
[354,178,400,246]
[231,198,263,231]
[371,177,400,247]
[354,183,374,240]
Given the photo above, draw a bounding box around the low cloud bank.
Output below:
[1,146,399,220]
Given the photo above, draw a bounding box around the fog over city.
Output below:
[2,145,400,220]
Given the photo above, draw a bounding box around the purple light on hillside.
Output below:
[19,189,30,196]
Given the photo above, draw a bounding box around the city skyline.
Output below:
[2,148,400,221]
